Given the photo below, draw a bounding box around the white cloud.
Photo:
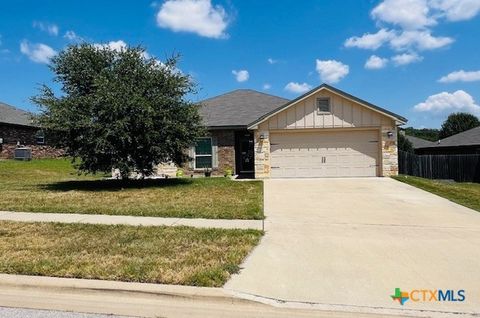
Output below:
[414,90,480,114]
[156,0,229,39]
[263,83,272,90]
[95,40,128,52]
[64,30,82,41]
[267,58,278,64]
[94,40,154,60]
[389,30,454,51]
[345,0,480,64]
[284,82,312,94]
[344,29,395,50]
[439,70,480,83]
[20,40,56,64]
[33,21,59,36]
[430,0,480,21]
[365,55,389,69]
[232,70,249,82]
[392,52,423,65]
[315,59,349,83]
[371,0,435,30]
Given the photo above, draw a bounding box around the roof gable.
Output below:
[248,84,407,129]
[199,89,289,128]
[0,102,36,127]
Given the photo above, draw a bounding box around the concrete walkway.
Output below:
[226,178,480,316]
[0,211,263,230]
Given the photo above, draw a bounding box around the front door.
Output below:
[235,131,254,174]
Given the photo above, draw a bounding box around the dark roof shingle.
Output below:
[405,135,436,149]
[419,126,480,149]
[199,89,289,127]
[0,102,35,127]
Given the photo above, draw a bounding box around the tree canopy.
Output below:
[33,43,203,178]
[403,127,439,142]
[397,132,414,153]
[439,112,480,139]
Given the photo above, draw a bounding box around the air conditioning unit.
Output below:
[14,147,32,161]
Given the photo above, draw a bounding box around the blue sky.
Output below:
[1,0,479,128]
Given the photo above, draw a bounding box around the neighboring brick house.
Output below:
[0,102,63,159]
[189,83,407,178]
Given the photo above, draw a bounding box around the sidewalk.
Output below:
[0,211,263,230]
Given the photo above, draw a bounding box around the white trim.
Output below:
[248,86,406,129]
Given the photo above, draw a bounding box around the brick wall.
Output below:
[180,129,236,176]
[212,129,235,173]
[0,123,64,159]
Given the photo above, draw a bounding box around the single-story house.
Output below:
[191,83,407,179]
[0,101,62,159]
[404,134,436,154]
[414,126,480,155]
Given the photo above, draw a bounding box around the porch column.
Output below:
[381,126,398,177]
[254,130,271,179]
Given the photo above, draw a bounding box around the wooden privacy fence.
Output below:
[398,151,480,183]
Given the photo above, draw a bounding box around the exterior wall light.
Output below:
[387,131,394,138]
[259,134,266,140]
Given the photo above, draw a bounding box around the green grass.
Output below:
[392,175,480,212]
[0,159,263,219]
[0,221,262,287]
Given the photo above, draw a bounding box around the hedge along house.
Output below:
[192,84,407,179]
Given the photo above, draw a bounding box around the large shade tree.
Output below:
[34,44,203,178]
[439,112,480,139]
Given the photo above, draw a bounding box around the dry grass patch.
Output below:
[0,159,263,219]
[0,221,262,287]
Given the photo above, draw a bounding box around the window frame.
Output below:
[316,97,331,114]
[194,137,213,170]
[35,130,45,145]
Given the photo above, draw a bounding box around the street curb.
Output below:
[225,289,479,318]
[0,274,251,305]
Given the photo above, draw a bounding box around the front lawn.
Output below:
[0,221,262,287]
[0,159,263,219]
[392,175,480,212]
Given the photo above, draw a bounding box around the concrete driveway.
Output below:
[225,178,480,316]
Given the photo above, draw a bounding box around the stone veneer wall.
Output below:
[381,126,399,176]
[0,124,64,159]
[254,130,270,179]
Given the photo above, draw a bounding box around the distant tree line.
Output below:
[399,112,480,153]
[403,112,480,142]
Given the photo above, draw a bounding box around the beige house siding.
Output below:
[253,89,400,179]
[263,90,394,130]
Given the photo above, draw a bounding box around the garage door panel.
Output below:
[270,130,379,178]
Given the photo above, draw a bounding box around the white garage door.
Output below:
[270,130,379,178]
